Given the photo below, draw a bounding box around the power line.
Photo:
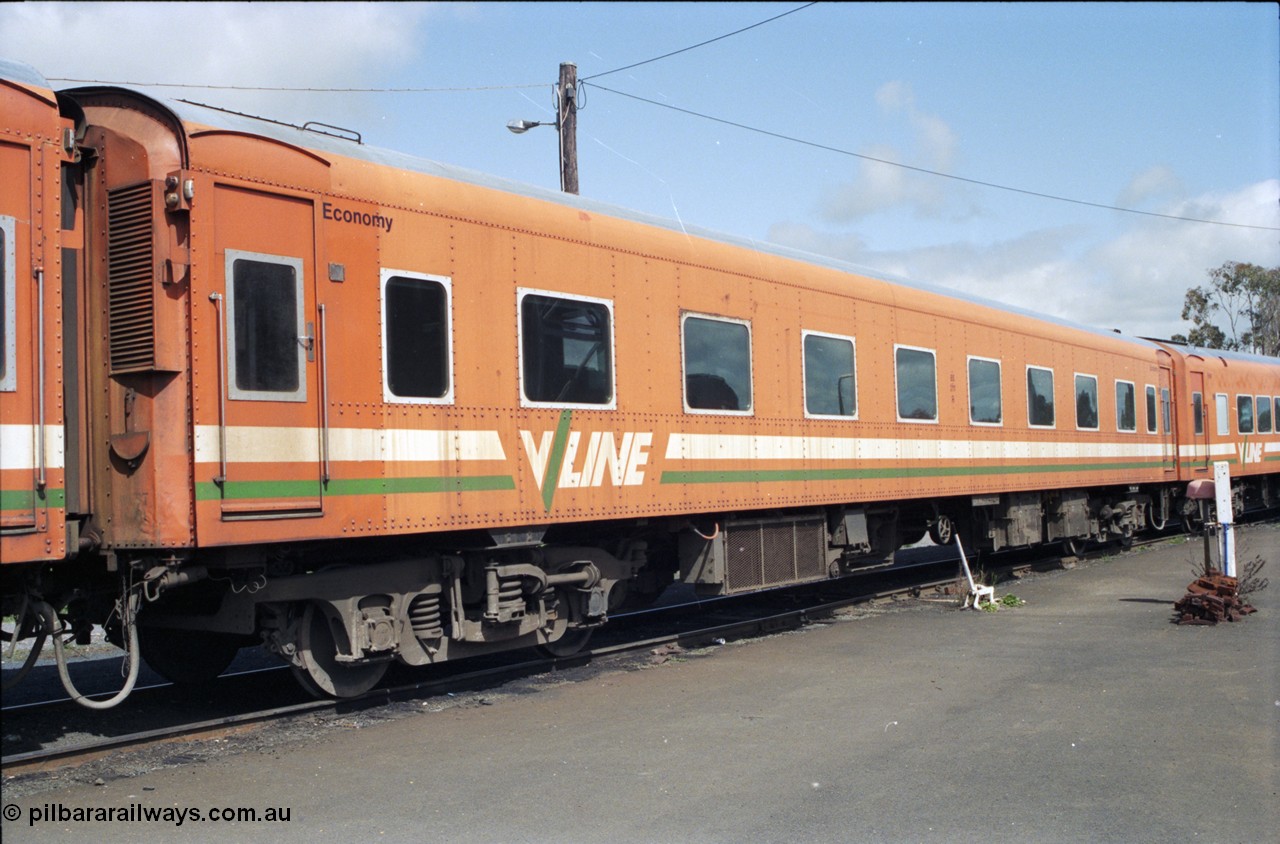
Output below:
[47,78,543,93]
[47,3,821,93]
[581,2,819,82]
[588,83,1280,233]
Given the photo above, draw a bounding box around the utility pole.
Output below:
[557,62,579,195]
[507,62,579,195]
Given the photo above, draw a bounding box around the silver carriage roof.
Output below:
[0,58,52,89]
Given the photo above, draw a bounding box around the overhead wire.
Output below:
[46,2,819,92]
[47,78,545,92]
[43,0,1276,233]
[581,2,819,82]
[585,83,1280,232]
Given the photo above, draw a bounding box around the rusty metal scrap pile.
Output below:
[1173,574,1257,625]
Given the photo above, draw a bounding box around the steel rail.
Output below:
[8,521,1260,776]
[0,568,964,775]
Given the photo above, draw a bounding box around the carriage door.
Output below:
[1158,364,1177,476]
[0,144,38,531]
[1188,370,1209,473]
[214,186,323,516]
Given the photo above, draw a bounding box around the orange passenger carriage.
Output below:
[0,63,74,568]
[2,59,1277,705]
[1161,346,1279,509]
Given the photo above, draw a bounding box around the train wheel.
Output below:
[138,627,243,686]
[927,515,955,546]
[291,603,388,699]
[1062,536,1085,558]
[537,627,594,658]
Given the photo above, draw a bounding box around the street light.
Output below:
[507,62,578,195]
[506,119,552,134]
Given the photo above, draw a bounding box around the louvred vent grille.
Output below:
[107,181,156,373]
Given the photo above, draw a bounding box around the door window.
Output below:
[226,250,306,402]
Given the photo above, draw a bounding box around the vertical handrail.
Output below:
[318,303,330,484]
[34,267,47,491]
[209,293,227,486]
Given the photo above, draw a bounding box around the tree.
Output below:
[1172,262,1280,356]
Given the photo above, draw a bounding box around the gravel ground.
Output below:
[3,522,1275,843]
[1,593,932,800]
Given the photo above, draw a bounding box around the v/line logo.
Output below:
[1238,440,1263,465]
[519,411,654,511]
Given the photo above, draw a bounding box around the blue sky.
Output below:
[3,2,1276,340]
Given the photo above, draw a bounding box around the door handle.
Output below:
[299,321,316,361]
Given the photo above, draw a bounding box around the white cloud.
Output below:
[819,80,965,222]
[1088,179,1280,337]
[874,79,913,112]
[1116,165,1183,209]
[818,144,952,220]
[769,179,1280,341]
[0,3,438,121]
[766,220,1092,321]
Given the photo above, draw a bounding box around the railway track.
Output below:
[0,529,1218,779]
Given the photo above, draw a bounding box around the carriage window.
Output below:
[895,346,937,422]
[383,272,452,402]
[803,332,855,418]
[1258,395,1273,434]
[1075,375,1099,430]
[1192,392,1204,436]
[226,251,305,402]
[1145,386,1158,434]
[1115,381,1136,432]
[968,357,1002,425]
[1215,394,1230,436]
[0,217,13,392]
[520,290,613,407]
[62,163,80,231]
[683,314,752,413]
[1161,388,1171,436]
[1237,395,1254,434]
[1027,366,1055,427]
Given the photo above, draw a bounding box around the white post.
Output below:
[954,535,994,609]
[1213,461,1236,577]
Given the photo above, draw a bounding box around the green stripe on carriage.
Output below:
[660,461,1162,485]
[195,474,516,501]
[1180,455,1280,468]
[541,409,574,513]
[0,487,66,510]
